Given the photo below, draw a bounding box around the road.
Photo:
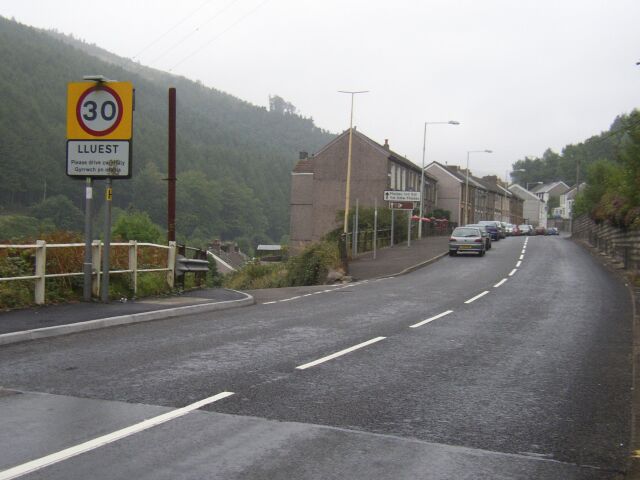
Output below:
[0,235,632,479]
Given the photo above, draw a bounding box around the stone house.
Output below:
[289,129,438,253]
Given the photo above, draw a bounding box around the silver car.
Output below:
[449,227,486,256]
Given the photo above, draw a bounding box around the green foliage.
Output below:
[223,240,340,290]
[571,111,640,229]
[112,211,164,243]
[30,195,83,231]
[286,241,340,286]
[0,215,54,241]
[0,16,335,247]
[224,261,288,290]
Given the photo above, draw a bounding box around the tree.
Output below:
[112,211,164,243]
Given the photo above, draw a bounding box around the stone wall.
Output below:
[572,214,640,272]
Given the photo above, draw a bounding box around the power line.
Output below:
[148,0,243,65]
[168,0,272,72]
[132,0,212,61]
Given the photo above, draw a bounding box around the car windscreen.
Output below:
[452,228,480,237]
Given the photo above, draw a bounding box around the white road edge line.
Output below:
[296,337,386,370]
[262,301,277,305]
[509,268,517,276]
[410,310,454,328]
[494,278,508,288]
[464,291,490,304]
[0,391,234,480]
[516,261,522,267]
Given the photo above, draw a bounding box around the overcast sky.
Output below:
[3,0,640,180]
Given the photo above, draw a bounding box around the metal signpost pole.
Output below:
[83,177,93,301]
[407,209,411,248]
[391,209,395,247]
[101,178,112,302]
[373,198,377,260]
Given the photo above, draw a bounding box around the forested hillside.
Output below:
[510,111,640,230]
[0,16,334,249]
[510,113,634,188]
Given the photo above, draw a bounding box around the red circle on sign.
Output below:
[75,85,124,137]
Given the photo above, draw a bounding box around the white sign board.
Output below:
[66,140,131,178]
[384,190,421,202]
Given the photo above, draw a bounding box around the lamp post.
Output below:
[464,149,492,224]
[419,120,460,238]
[338,90,369,234]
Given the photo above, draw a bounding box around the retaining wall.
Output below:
[572,214,640,272]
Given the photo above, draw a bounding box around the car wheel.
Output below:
[449,251,456,256]
[479,249,485,257]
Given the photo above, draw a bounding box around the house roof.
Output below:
[509,184,542,201]
[303,128,437,182]
[531,181,570,194]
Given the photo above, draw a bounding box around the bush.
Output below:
[112,211,164,243]
[286,241,340,286]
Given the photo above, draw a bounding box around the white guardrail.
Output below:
[0,240,177,305]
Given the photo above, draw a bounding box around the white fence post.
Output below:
[34,240,46,305]
[92,240,102,298]
[129,240,138,295]
[167,241,176,289]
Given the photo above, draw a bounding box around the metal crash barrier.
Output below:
[175,246,210,288]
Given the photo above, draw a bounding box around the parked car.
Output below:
[535,226,547,235]
[465,224,492,250]
[518,224,534,235]
[546,227,559,235]
[449,227,486,256]
[504,223,514,236]
[512,225,522,236]
[477,220,501,241]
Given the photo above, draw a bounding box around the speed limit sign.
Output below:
[67,81,133,140]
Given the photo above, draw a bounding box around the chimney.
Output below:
[383,139,389,150]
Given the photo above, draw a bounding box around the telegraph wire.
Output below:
[168,0,272,72]
[131,0,212,61]
[148,0,243,65]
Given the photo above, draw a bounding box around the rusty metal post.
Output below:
[168,88,177,243]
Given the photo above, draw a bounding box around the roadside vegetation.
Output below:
[223,240,341,290]
[0,211,220,310]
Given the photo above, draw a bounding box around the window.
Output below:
[390,164,396,189]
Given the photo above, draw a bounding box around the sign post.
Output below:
[67,78,134,302]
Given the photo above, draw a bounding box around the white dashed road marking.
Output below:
[410,310,454,328]
[296,337,386,370]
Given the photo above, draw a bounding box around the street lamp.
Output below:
[338,90,369,233]
[464,150,492,224]
[418,120,460,238]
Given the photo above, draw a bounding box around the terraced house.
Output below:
[424,162,522,225]
[289,129,438,254]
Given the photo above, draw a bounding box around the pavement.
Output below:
[0,235,450,346]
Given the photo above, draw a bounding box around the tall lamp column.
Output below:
[418,120,459,238]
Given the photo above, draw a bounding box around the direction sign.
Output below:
[67,82,133,140]
[389,202,415,210]
[384,190,421,202]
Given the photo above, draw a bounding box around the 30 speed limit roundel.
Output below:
[67,81,133,140]
[76,85,123,136]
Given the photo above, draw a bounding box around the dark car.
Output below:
[535,226,546,235]
[546,227,559,235]
[466,224,492,250]
[477,221,501,241]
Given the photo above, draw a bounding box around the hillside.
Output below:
[0,16,335,247]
